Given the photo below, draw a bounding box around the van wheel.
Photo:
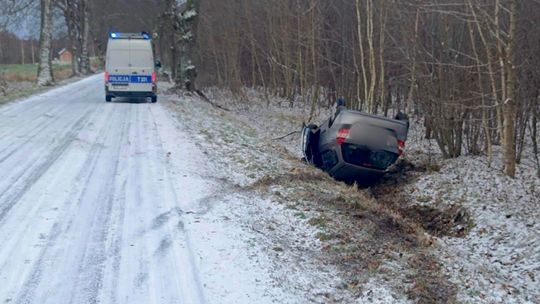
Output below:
[106,96,112,102]
[151,96,157,103]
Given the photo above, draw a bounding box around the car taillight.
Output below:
[152,71,157,83]
[397,139,406,155]
[336,128,350,145]
[105,72,109,82]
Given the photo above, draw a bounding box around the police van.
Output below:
[105,32,159,103]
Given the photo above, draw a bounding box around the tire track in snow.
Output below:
[96,106,142,304]
[0,101,88,161]
[10,103,120,304]
[120,105,153,303]
[146,103,207,303]
[0,78,102,216]
[0,102,111,299]
[68,104,132,304]
[0,76,100,142]
[0,108,94,223]
[0,76,100,121]
[0,75,280,303]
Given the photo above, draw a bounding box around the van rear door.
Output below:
[127,39,153,93]
[107,39,153,93]
[107,40,131,91]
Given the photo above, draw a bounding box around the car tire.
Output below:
[151,96,157,103]
[106,96,112,102]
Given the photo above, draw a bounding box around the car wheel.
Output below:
[106,96,112,102]
[151,96,157,103]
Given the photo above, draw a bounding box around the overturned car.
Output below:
[302,102,409,183]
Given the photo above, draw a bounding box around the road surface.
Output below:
[0,75,278,303]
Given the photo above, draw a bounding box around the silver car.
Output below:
[302,103,409,182]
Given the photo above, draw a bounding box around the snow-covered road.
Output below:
[0,75,287,303]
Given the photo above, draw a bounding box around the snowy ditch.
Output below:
[163,86,539,303]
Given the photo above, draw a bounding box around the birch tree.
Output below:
[37,0,54,86]
[79,0,90,74]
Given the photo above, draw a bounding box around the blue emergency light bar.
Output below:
[109,32,151,40]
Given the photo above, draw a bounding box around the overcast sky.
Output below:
[4,2,66,40]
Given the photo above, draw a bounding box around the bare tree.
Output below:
[78,0,90,74]
[56,0,81,75]
[502,0,518,177]
[17,0,533,178]
[37,0,54,86]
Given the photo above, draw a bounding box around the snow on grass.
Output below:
[397,117,540,303]
[161,88,431,303]
[203,87,334,157]
[357,277,413,304]
[162,91,354,302]
[407,154,540,303]
[198,87,540,303]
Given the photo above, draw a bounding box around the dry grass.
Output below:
[243,164,461,302]
[407,252,458,304]
[3,73,35,82]
[371,157,474,238]
[0,64,74,83]
[0,64,80,104]
[166,93,462,302]
[249,166,431,243]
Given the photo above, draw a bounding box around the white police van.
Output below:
[105,32,159,103]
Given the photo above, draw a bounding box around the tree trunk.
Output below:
[355,0,368,109]
[31,41,35,64]
[531,105,540,178]
[378,0,388,114]
[366,0,377,113]
[181,0,200,91]
[495,0,506,146]
[503,0,518,178]
[37,0,54,86]
[467,12,492,165]
[62,0,81,76]
[406,8,420,113]
[20,39,25,65]
[79,0,91,74]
